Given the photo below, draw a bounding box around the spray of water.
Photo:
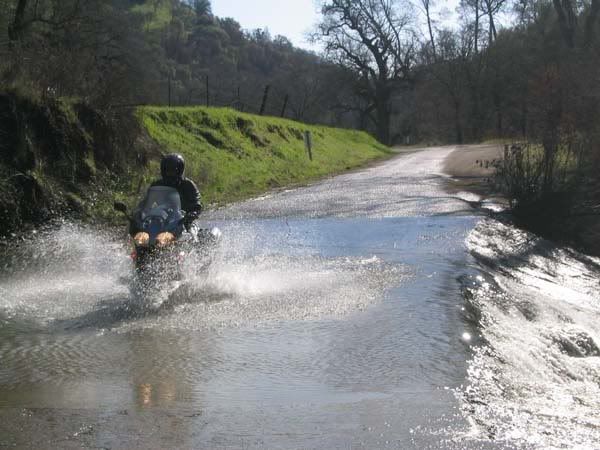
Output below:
[128,221,408,331]
[0,223,130,326]
[458,218,600,448]
[0,221,406,332]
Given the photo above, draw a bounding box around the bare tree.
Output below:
[460,0,482,53]
[7,0,27,42]
[481,0,507,44]
[553,0,578,47]
[314,0,415,144]
[461,0,506,49]
[584,0,600,45]
[419,0,437,58]
[557,0,600,46]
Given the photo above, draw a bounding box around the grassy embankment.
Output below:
[131,106,391,207]
[0,92,391,235]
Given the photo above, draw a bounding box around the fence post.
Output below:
[280,94,289,118]
[304,131,313,161]
[259,84,270,115]
[206,75,210,107]
[168,72,171,107]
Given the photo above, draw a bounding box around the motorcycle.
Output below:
[114,186,221,303]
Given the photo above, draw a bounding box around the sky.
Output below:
[211,0,321,51]
[210,0,462,52]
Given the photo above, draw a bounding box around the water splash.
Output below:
[0,221,407,332]
[0,223,129,325]
[127,221,408,331]
[458,218,600,448]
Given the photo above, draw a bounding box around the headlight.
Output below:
[133,232,150,247]
[155,232,176,247]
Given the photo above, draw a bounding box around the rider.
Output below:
[152,153,203,231]
[129,153,202,235]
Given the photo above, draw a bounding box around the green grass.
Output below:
[136,106,391,206]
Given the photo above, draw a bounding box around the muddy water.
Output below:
[1,147,597,449]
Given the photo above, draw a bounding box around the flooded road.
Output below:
[1,146,598,449]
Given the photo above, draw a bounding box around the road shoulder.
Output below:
[442,144,504,199]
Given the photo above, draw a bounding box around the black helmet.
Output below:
[160,153,185,185]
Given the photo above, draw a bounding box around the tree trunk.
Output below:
[553,0,577,48]
[474,0,480,54]
[497,110,503,137]
[493,77,502,136]
[520,102,528,137]
[8,0,28,42]
[585,0,600,46]
[376,103,391,145]
[454,99,463,144]
[424,0,436,58]
[375,84,391,145]
[484,0,497,44]
[542,138,557,193]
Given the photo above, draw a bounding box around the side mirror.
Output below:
[114,201,129,215]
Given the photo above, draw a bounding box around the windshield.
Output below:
[140,186,181,213]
